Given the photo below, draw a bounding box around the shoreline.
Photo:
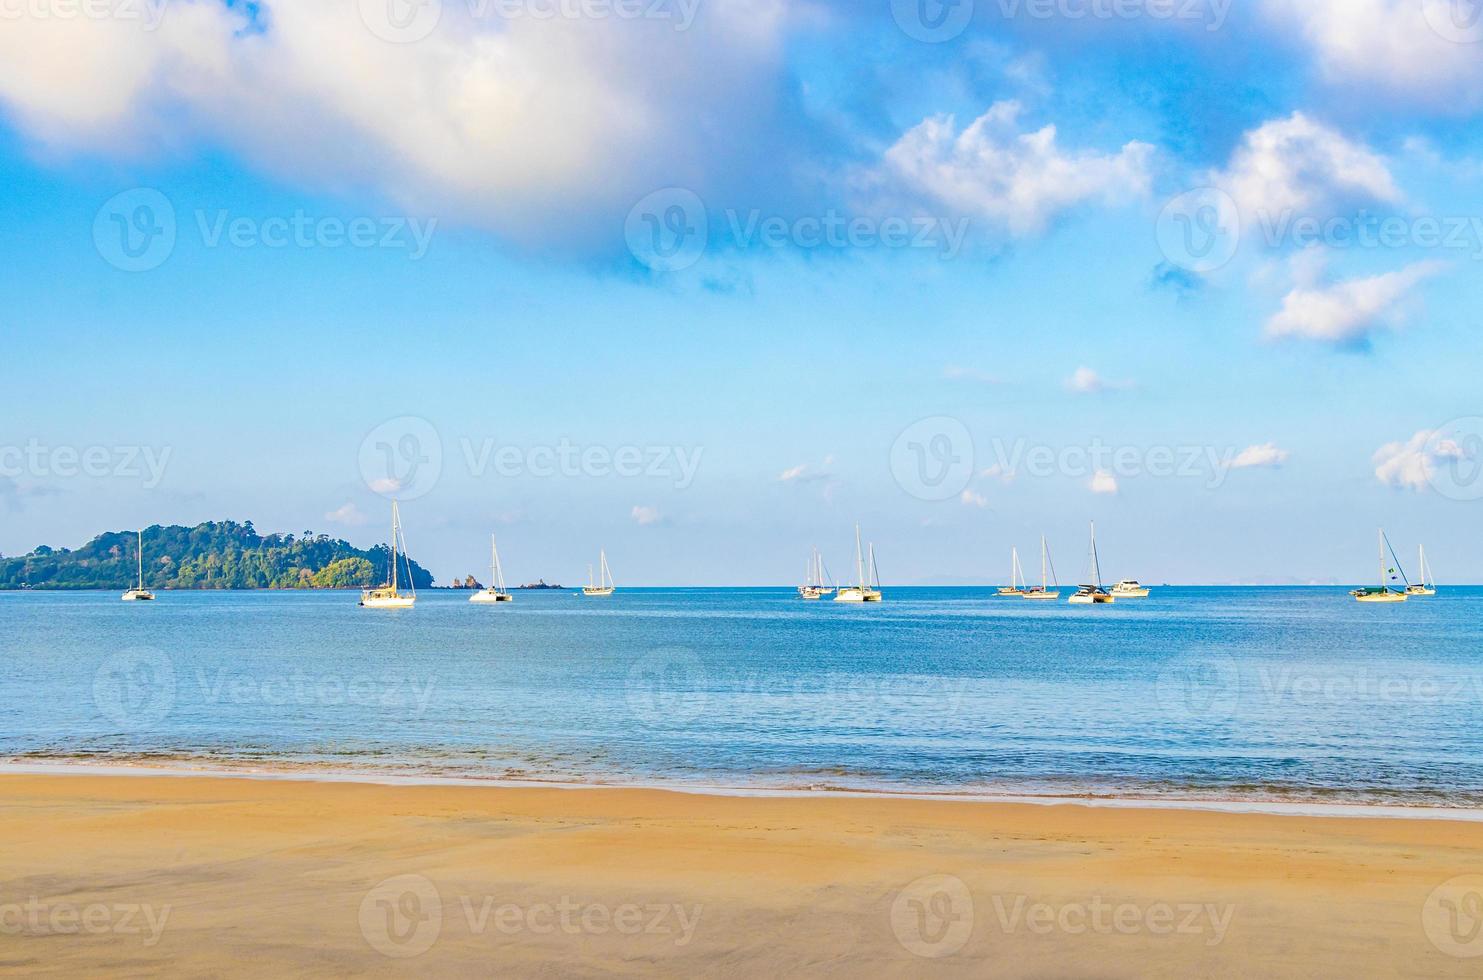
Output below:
[7,758,1482,823]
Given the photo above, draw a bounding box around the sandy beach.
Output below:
[2,772,1481,977]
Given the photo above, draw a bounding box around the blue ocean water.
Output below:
[3,587,1482,805]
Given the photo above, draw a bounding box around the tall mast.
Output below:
[1090,521,1102,588]
[391,501,399,592]
[137,529,144,590]
[1041,536,1047,590]
[854,524,865,589]
[1378,528,1384,589]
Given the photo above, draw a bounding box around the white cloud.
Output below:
[1266,0,1483,111]
[0,0,792,245]
[1373,430,1467,491]
[960,488,989,508]
[1090,470,1119,495]
[778,464,808,482]
[367,478,402,495]
[1210,113,1399,221]
[1264,257,1447,344]
[1229,443,1292,469]
[630,505,663,526]
[876,100,1154,237]
[943,365,1003,384]
[324,501,367,525]
[1065,367,1132,394]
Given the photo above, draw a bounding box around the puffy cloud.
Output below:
[1090,470,1119,494]
[1264,257,1447,344]
[1266,0,1483,111]
[1064,367,1132,394]
[960,488,988,508]
[1373,430,1467,491]
[875,101,1155,237]
[1229,443,1291,469]
[630,505,663,526]
[324,501,367,525]
[1210,113,1399,222]
[0,0,793,246]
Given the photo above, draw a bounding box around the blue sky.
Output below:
[2,0,1482,585]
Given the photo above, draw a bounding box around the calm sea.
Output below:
[3,587,1481,806]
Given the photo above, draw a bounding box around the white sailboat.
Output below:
[1021,536,1060,600]
[120,529,155,601]
[798,547,835,600]
[469,534,513,603]
[1406,545,1437,597]
[834,525,882,602]
[997,547,1029,596]
[1068,522,1114,604]
[583,550,615,597]
[1352,529,1407,603]
[360,501,416,609]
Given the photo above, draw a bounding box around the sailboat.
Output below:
[1021,536,1060,600]
[1351,529,1408,603]
[360,501,416,609]
[582,550,615,596]
[834,525,883,602]
[798,547,835,599]
[1068,522,1114,604]
[1406,545,1437,597]
[469,534,513,603]
[120,529,155,601]
[997,547,1029,596]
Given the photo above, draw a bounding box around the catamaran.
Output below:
[583,550,616,596]
[120,529,155,601]
[1021,536,1060,600]
[1068,521,1114,604]
[360,501,416,609]
[470,534,513,603]
[1351,529,1408,603]
[834,525,882,602]
[1406,545,1437,597]
[799,547,835,599]
[997,547,1029,596]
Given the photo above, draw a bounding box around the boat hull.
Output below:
[997,588,1027,597]
[120,590,154,602]
[582,588,615,597]
[1111,589,1150,598]
[1352,591,1407,603]
[1405,587,1436,597]
[833,588,882,603]
[1021,591,1060,600]
[469,590,512,603]
[360,590,415,608]
[1068,592,1114,605]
